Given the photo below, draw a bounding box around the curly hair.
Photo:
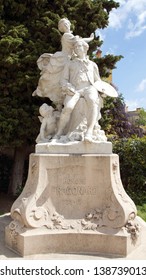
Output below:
[58,18,71,33]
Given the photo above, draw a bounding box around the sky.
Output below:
[97,0,146,111]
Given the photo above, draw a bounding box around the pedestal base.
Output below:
[5,149,141,257]
[5,225,141,257]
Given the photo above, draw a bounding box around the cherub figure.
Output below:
[33,18,94,109]
[36,103,59,143]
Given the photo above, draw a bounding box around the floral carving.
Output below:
[8,221,24,248]
[125,219,140,241]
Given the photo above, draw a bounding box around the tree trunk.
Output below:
[8,145,34,196]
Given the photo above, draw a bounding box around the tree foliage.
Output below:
[0,0,123,194]
[0,0,121,147]
[100,94,143,139]
[135,108,146,126]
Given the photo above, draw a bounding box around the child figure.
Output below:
[33,18,94,108]
[36,103,59,143]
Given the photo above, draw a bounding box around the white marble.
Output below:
[35,141,112,154]
[55,39,104,141]
[6,153,140,256]
[33,18,118,144]
[5,226,141,257]
[5,18,141,258]
[36,103,60,143]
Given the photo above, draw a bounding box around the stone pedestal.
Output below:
[5,143,141,257]
[35,141,112,154]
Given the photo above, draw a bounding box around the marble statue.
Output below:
[56,39,104,142]
[33,18,94,109]
[36,103,60,143]
[6,18,141,257]
[33,18,118,143]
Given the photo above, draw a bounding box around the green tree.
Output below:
[0,0,121,194]
[135,108,146,126]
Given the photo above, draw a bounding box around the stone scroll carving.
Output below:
[10,154,138,238]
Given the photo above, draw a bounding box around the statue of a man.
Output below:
[56,39,103,142]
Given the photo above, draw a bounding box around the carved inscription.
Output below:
[46,166,103,214]
[53,186,97,196]
[52,185,98,209]
[63,175,85,185]
[62,199,79,206]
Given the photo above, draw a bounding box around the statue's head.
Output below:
[74,39,89,56]
[58,18,71,33]
[39,103,53,117]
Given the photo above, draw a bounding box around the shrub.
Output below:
[113,136,146,204]
[137,204,146,221]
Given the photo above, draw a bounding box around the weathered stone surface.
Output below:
[35,141,112,154]
[33,19,118,144]
[5,153,140,256]
[5,225,141,257]
[5,18,141,258]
